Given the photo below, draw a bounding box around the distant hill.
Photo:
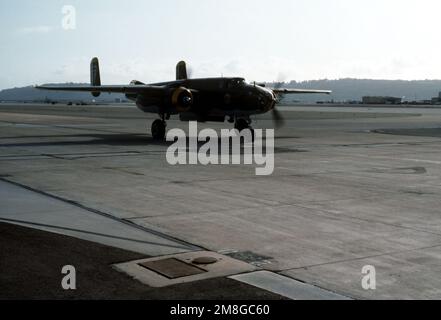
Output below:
[265,78,441,103]
[1,79,441,104]
[0,83,126,103]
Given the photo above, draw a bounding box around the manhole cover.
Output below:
[114,251,258,287]
[138,258,206,279]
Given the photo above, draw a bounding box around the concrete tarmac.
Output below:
[1,103,441,299]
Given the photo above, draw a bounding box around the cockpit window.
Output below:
[227,78,245,88]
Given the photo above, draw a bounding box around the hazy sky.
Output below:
[1,0,441,89]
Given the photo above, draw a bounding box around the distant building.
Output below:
[431,92,441,105]
[362,96,402,105]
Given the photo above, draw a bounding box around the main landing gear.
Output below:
[151,119,167,140]
[151,116,255,141]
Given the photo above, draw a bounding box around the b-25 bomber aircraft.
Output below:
[37,58,331,140]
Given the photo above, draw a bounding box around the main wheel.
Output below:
[151,119,166,140]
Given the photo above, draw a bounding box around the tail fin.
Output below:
[176,61,188,80]
[90,57,101,97]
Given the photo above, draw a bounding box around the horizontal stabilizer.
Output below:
[36,84,166,95]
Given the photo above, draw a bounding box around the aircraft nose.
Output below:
[271,92,277,106]
[256,88,276,112]
[267,92,277,111]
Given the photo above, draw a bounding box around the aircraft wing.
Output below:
[36,84,166,95]
[273,88,332,94]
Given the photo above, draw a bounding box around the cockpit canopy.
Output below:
[226,78,245,88]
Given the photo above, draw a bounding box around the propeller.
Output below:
[273,72,288,102]
[270,72,288,129]
[271,106,285,129]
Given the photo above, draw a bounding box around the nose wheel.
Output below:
[234,118,250,131]
[151,119,167,140]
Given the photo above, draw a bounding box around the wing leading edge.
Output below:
[272,88,332,94]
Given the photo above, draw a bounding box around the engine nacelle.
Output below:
[171,87,194,112]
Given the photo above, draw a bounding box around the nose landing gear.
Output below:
[234,118,250,131]
[234,118,255,141]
